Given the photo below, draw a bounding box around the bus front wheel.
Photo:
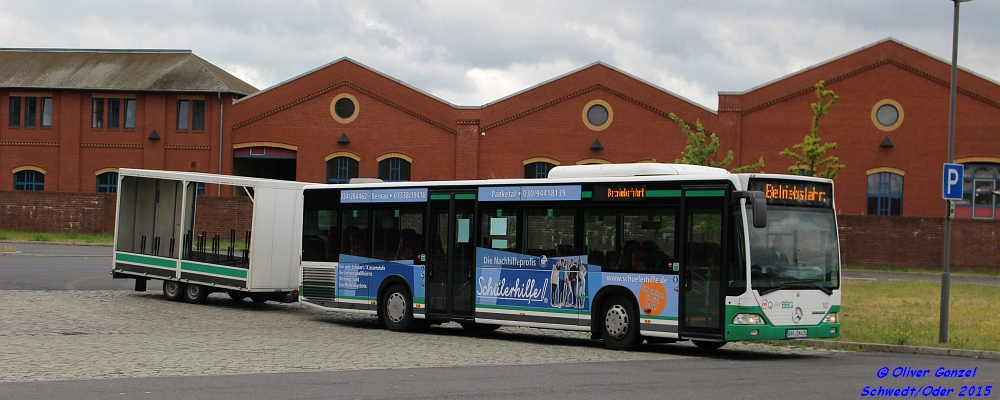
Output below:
[599,295,642,351]
[381,284,416,332]
[163,281,185,302]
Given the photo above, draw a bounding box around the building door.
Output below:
[425,191,476,319]
[678,186,728,340]
[973,180,996,219]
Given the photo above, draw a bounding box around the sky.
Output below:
[2,0,998,110]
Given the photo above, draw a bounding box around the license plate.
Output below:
[786,329,808,338]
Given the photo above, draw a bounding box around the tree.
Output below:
[669,113,764,173]
[779,80,844,179]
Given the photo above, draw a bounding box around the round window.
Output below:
[335,97,355,119]
[582,99,613,131]
[330,93,359,124]
[871,99,903,132]
[876,104,898,127]
[587,105,608,126]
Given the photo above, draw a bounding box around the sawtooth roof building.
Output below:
[2,39,999,218]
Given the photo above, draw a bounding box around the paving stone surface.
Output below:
[0,290,835,382]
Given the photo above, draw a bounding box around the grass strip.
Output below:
[838,280,1000,352]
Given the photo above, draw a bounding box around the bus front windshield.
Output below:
[747,206,840,295]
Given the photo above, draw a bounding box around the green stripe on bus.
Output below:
[647,190,681,197]
[431,194,451,200]
[180,262,248,279]
[582,191,592,198]
[115,252,176,269]
[338,295,370,301]
[476,303,581,315]
[413,297,425,303]
[455,194,476,200]
[686,190,726,197]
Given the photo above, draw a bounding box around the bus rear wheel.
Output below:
[381,284,416,332]
[183,284,209,304]
[163,281,185,302]
[599,295,642,351]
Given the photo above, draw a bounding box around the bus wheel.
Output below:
[163,281,185,302]
[183,284,209,304]
[599,295,641,351]
[228,291,247,301]
[381,285,415,332]
[693,340,726,350]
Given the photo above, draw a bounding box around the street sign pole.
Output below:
[940,0,971,344]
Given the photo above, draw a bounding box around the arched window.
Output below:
[378,158,411,182]
[96,171,119,193]
[524,162,555,179]
[327,156,359,184]
[14,170,44,191]
[866,172,903,216]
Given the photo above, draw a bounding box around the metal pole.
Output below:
[940,0,967,344]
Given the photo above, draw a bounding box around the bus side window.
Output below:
[524,208,577,258]
[342,208,370,258]
[481,208,517,252]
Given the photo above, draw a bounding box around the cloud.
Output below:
[2,0,998,109]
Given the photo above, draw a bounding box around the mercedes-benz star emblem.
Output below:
[792,307,803,323]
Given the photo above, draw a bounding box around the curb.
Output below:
[787,339,1000,360]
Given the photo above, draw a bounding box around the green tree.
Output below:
[780,80,844,179]
[669,113,764,173]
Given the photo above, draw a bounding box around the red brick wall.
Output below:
[191,196,253,241]
[838,215,1000,272]
[0,190,117,233]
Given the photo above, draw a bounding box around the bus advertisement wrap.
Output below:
[336,255,424,302]
[474,248,679,319]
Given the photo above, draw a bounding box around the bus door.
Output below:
[678,186,728,340]
[425,191,477,319]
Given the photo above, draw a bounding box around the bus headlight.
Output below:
[822,313,839,323]
[733,314,765,325]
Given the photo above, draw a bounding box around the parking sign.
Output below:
[943,163,964,200]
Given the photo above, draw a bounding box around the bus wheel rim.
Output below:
[605,305,629,339]
[387,292,407,323]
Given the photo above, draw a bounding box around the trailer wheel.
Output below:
[250,295,268,304]
[228,291,247,301]
[381,284,416,332]
[599,295,642,351]
[183,284,209,304]
[163,281,185,302]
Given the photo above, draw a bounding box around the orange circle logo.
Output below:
[639,282,668,315]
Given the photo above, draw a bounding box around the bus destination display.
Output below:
[748,179,832,208]
[593,186,646,201]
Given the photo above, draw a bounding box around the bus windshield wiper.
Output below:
[777,280,833,295]
[758,280,832,296]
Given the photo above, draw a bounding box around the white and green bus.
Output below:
[298,163,841,350]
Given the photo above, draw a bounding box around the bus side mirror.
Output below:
[733,191,767,228]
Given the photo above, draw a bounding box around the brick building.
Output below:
[0,49,257,194]
[3,39,999,219]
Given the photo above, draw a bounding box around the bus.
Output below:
[297,163,842,350]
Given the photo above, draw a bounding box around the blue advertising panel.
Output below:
[474,248,679,322]
[478,185,582,202]
[336,255,424,306]
[372,188,428,203]
[342,188,428,203]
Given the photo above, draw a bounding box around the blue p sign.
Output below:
[943,163,964,200]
